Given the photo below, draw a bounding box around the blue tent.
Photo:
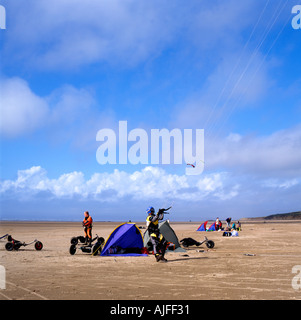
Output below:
[197,221,208,231]
[100,223,147,256]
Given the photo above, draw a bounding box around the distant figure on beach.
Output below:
[237,221,241,231]
[82,211,93,245]
[215,217,222,231]
[231,229,239,237]
[226,217,232,228]
[231,222,236,230]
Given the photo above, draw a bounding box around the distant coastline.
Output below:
[1,210,300,224]
[245,211,301,221]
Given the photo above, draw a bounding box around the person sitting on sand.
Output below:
[146,206,168,263]
[231,229,239,237]
[82,211,93,245]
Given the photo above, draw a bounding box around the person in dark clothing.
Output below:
[146,207,168,262]
[226,217,232,229]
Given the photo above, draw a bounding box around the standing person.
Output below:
[215,217,222,231]
[82,211,93,245]
[226,217,232,229]
[146,206,168,263]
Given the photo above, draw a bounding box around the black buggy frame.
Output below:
[69,234,105,255]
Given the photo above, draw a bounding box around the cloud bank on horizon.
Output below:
[0,0,300,220]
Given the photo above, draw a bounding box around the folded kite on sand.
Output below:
[144,220,186,253]
[180,236,215,249]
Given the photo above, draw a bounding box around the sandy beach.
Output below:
[0,220,301,300]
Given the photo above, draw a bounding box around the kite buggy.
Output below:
[69,211,105,255]
[69,234,104,255]
[0,234,11,242]
[2,234,43,251]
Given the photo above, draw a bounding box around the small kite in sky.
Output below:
[186,160,205,168]
[186,163,195,168]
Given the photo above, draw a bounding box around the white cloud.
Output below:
[170,46,273,133]
[1,165,300,220]
[3,0,267,70]
[0,165,239,202]
[262,178,299,190]
[4,0,183,70]
[47,85,96,125]
[0,77,114,143]
[205,125,301,177]
[45,84,113,150]
[0,166,46,191]
[188,0,257,50]
[0,77,49,137]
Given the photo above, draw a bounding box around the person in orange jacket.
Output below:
[82,211,93,245]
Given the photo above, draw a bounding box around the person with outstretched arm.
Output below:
[146,207,168,262]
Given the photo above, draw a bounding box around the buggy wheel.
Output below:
[69,244,76,255]
[92,242,102,256]
[14,242,22,250]
[70,237,78,245]
[78,236,86,243]
[5,242,14,251]
[206,240,215,249]
[35,241,43,251]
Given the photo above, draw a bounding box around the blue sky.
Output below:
[0,0,301,221]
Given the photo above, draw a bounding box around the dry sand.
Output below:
[0,220,301,300]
